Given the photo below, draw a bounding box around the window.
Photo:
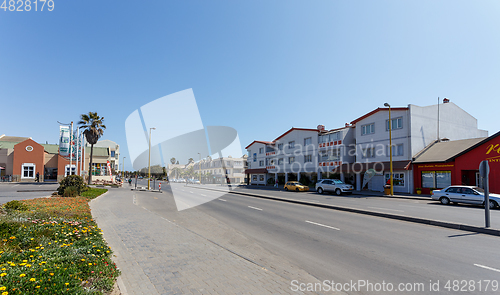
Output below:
[289,141,295,148]
[265,158,274,165]
[259,148,264,154]
[421,171,451,188]
[304,137,312,146]
[253,153,257,162]
[387,144,404,156]
[226,169,231,174]
[252,175,257,181]
[259,160,264,167]
[278,158,284,165]
[259,175,265,181]
[319,149,340,161]
[361,147,375,158]
[361,123,375,135]
[385,173,405,186]
[278,143,283,151]
[304,155,312,162]
[386,117,403,131]
[111,151,115,157]
[22,164,35,178]
[288,157,295,164]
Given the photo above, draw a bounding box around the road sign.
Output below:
[479,160,489,178]
[479,160,490,228]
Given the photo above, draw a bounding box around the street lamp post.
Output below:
[148,127,156,190]
[122,157,126,178]
[198,153,201,184]
[384,103,394,196]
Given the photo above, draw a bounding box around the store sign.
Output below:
[418,164,454,169]
[486,143,500,163]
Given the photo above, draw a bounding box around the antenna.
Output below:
[437,97,440,142]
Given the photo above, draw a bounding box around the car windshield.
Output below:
[472,187,484,193]
[333,179,344,184]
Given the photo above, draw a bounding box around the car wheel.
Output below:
[439,197,450,205]
[284,187,288,191]
[488,200,498,209]
[317,187,324,194]
[296,188,299,192]
[335,189,342,196]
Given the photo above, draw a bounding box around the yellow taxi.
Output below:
[284,181,310,192]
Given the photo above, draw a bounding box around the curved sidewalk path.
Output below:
[90,189,317,295]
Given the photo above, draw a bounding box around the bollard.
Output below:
[159,182,161,191]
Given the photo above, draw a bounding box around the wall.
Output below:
[409,102,488,157]
[13,139,45,182]
[0,148,14,175]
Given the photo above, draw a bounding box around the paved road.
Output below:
[0,183,57,203]
[145,184,500,295]
[186,184,500,229]
[91,187,329,295]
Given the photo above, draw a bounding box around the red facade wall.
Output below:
[455,136,500,194]
[13,139,45,181]
[413,163,458,195]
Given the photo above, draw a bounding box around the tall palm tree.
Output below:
[170,157,176,165]
[78,112,106,184]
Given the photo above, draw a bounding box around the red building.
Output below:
[413,131,500,194]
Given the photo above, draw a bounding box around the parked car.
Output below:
[431,185,499,208]
[315,179,353,195]
[284,181,309,192]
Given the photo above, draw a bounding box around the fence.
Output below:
[0,175,12,182]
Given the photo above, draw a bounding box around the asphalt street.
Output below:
[135,183,500,295]
[0,183,57,203]
[189,184,500,229]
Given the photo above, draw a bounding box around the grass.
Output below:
[81,188,108,200]
[0,187,119,294]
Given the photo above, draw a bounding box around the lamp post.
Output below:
[148,127,156,190]
[122,157,126,178]
[198,153,201,184]
[384,103,394,196]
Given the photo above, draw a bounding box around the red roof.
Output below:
[350,107,408,125]
[274,127,319,141]
[245,140,274,150]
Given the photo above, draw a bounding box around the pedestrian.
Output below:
[35,172,40,182]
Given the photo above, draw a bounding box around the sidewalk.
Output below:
[237,184,431,200]
[90,189,329,295]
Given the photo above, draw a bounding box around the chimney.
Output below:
[317,125,325,131]
[345,123,349,127]
[443,98,450,103]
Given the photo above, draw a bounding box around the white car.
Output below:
[431,185,499,209]
[315,179,353,195]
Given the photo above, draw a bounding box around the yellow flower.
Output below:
[36,286,40,288]
[0,273,5,277]
[88,263,92,266]
[0,287,5,290]
[30,278,36,282]
[50,273,54,276]
[19,273,26,277]
[81,259,85,262]
[65,283,69,286]
[1,291,7,295]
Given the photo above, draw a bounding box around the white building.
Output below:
[338,100,488,193]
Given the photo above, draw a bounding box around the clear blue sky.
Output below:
[1,0,499,170]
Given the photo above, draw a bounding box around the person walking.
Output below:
[35,172,40,182]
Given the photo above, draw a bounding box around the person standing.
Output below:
[35,172,40,182]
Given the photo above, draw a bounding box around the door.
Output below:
[443,187,460,202]
[461,187,483,204]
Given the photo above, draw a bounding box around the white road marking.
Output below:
[474,264,500,273]
[248,206,263,211]
[218,199,227,202]
[189,191,193,193]
[368,206,404,212]
[201,194,207,197]
[305,220,340,231]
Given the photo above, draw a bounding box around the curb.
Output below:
[187,185,500,237]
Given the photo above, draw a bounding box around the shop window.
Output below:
[22,164,35,179]
[421,171,451,188]
[259,175,265,182]
[252,175,257,181]
[385,173,405,186]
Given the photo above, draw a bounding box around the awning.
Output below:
[245,168,268,174]
[331,161,412,174]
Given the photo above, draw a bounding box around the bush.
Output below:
[63,186,79,198]
[299,175,310,186]
[3,200,29,212]
[57,175,86,195]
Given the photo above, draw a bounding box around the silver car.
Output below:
[431,185,499,209]
[315,179,353,195]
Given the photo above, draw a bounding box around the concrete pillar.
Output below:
[297,172,300,182]
[318,171,322,180]
[275,173,278,186]
[340,173,345,182]
[285,173,288,182]
[356,173,361,191]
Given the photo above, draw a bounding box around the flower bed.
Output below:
[0,189,119,294]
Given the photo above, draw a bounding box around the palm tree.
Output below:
[78,112,106,184]
[170,157,176,165]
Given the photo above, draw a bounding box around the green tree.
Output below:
[188,158,194,164]
[78,112,106,184]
